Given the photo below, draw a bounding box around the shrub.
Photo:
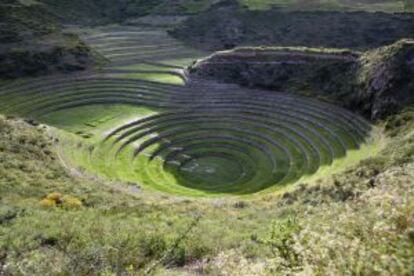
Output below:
[141,234,167,259]
[258,218,302,270]
[40,193,82,208]
[46,192,63,202]
[62,195,83,208]
[39,198,56,207]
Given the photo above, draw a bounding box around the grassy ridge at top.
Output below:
[171,3,414,51]
[11,0,413,27]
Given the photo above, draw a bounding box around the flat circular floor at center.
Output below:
[177,154,246,188]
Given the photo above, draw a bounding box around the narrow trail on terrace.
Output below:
[0,25,376,196]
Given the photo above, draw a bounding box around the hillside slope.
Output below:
[171,2,414,51]
[189,40,414,119]
[0,106,413,274]
[1,0,414,274]
[0,1,102,79]
[2,0,413,79]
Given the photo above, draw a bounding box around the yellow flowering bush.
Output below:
[39,198,57,207]
[62,195,83,209]
[40,192,82,208]
[46,192,63,203]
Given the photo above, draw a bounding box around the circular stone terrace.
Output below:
[0,25,377,196]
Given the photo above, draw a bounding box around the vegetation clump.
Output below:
[40,193,83,208]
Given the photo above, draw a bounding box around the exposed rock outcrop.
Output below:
[356,40,414,119]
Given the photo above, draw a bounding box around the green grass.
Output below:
[113,72,185,85]
[1,2,414,275]
[154,57,206,67]
[0,107,413,274]
[0,30,379,197]
[113,64,177,72]
[0,25,383,197]
[292,127,384,190]
[49,103,380,197]
[38,105,156,136]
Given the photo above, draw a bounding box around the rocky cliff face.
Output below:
[356,40,414,119]
[188,40,414,120]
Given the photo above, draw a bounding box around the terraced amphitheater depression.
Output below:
[3,1,414,274]
[0,25,380,196]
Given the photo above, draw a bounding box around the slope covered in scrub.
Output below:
[0,0,102,79]
[3,0,413,79]
[357,39,414,118]
[1,0,413,274]
[171,2,414,51]
[0,106,413,274]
